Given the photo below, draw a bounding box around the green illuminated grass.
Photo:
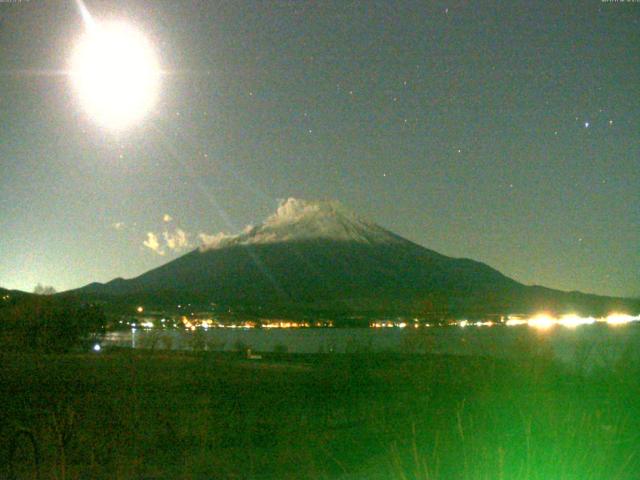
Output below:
[0,346,638,479]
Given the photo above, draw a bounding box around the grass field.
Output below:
[1,345,639,479]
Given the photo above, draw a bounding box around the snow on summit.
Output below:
[199,198,401,250]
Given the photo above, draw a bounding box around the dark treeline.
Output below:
[0,294,106,353]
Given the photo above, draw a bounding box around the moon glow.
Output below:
[70,21,161,130]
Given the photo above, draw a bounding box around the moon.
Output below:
[69,21,161,130]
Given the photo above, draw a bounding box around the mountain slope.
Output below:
[70,199,639,317]
[0,287,31,300]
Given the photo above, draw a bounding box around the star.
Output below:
[584,121,590,128]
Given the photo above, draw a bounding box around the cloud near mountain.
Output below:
[144,198,380,254]
[197,197,401,251]
[143,232,164,255]
[143,228,191,255]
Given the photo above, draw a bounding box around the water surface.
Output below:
[103,323,640,370]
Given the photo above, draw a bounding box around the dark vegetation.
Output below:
[1,342,639,479]
[0,294,105,353]
[1,293,638,478]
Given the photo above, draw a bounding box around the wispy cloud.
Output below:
[198,198,354,251]
[143,232,165,255]
[164,228,190,251]
[144,228,191,255]
[112,222,125,230]
[198,232,234,250]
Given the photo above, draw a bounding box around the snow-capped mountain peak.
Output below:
[199,198,401,250]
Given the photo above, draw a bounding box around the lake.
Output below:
[103,322,640,370]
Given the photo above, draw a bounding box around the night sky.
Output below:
[0,0,638,297]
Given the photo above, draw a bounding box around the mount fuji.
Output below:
[70,199,637,318]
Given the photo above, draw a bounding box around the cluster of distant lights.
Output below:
[180,319,325,331]
[371,313,640,330]
[180,318,333,330]
[125,306,638,332]
[119,318,177,331]
[502,313,640,330]
[126,308,333,331]
[455,313,640,330]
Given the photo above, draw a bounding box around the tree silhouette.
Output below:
[33,283,57,295]
[0,296,106,352]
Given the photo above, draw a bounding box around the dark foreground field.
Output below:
[1,345,639,479]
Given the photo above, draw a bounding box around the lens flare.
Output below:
[558,314,595,329]
[527,314,555,330]
[503,312,640,329]
[606,313,639,326]
[506,318,527,326]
